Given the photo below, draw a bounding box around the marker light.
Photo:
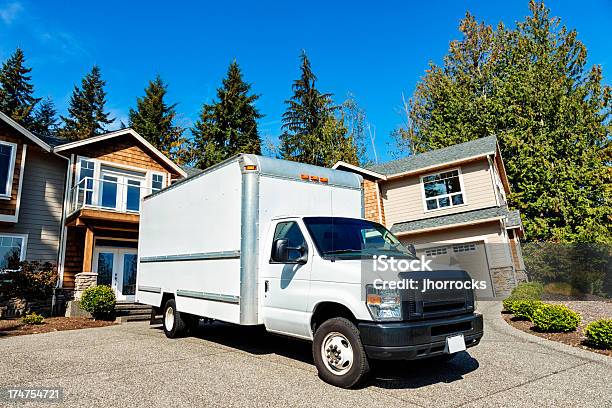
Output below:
[320,177,329,183]
[310,175,319,182]
[244,165,257,171]
[300,174,309,180]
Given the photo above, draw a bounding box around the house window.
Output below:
[151,174,164,193]
[425,247,448,257]
[422,169,464,211]
[78,159,95,205]
[0,234,25,270]
[453,243,476,253]
[0,141,17,198]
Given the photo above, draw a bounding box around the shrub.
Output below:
[503,282,544,314]
[584,319,612,349]
[80,285,116,319]
[21,312,44,325]
[531,304,581,332]
[511,300,544,321]
[0,261,57,299]
[511,282,544,300]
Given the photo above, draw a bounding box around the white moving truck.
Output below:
[136,154,483,388]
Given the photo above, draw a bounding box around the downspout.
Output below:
[51,150,72,316]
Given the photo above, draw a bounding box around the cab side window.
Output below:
[272,221,306,262]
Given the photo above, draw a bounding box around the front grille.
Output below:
[399,270,474,321]
[423,301,466,313]
[431,321,472,337]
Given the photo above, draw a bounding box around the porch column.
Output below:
[82,226,94,272]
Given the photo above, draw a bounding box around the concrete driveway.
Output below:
[1,302,611,408]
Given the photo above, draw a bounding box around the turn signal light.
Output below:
[244,165,257,171]
[367,294,382,305]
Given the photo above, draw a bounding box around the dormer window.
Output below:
[422,169,465,211]
[0,141,17,198]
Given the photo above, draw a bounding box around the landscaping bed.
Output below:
[0,317,115,338]
[503,299,612,357]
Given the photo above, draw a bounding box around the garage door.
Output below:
[418,241,493,298]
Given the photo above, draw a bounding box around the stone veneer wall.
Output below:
[490,266,517,297]
[73,272,98,300]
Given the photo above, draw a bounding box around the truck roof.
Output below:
[145,154,363,201]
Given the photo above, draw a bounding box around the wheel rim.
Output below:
[165,306,174,331]
[321,331,354,376]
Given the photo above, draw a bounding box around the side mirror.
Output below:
[407,244,417,258]
[272,239,289,263]
[272,239,308,264]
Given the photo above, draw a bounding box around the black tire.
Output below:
[312,317,370,388]
[162,298,188,338]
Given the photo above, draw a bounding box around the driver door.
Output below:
[261,220,312,337]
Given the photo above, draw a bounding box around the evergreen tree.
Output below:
[192,61,262,169]
[59,65,113,140]
[395,1,611,243]
[279,51,361,167]
[129,75,190,164]
[0,48,40,125]
[30,97,58,136]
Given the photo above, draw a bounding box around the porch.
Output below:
[63,173,151,299]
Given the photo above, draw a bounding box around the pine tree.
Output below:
[279,51,362,167]
[192,61,262,169]
[396,1,611,243]
[59,65,113,140]
[0,48,40,125]
[30,97,58,136]
[129,75,190,164]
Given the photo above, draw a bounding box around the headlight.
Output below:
[366,285,402,321]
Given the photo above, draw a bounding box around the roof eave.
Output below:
[53,128,187,177]
[384,152,494,181]
[332,161,386,180]
[393,216,505,236]
[0,111,51,152]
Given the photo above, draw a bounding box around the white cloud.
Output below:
[0,1,23,24]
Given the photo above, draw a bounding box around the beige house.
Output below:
[334,136,526,298]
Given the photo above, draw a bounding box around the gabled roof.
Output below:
[53,128,187,177]
[0,111,51,152]
[391,205,519,235]
[367,136,498,177]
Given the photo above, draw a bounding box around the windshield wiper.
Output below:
[322,249,363,255]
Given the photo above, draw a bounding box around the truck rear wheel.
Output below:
[312,317,370,388]
[162,298,188,338]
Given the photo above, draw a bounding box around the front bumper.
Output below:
[358,312,483,360]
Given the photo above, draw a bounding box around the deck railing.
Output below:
[69,177,154,215]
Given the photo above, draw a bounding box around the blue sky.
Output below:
[1,1,610,162]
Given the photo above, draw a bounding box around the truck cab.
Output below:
[261,215,483,388]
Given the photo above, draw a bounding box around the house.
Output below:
[0,112,186,312]
[334,136,526,298]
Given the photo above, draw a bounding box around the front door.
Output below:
[93,247,138,301]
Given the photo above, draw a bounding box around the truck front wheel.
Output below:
[162,298,188,338]
[312,317,370,388]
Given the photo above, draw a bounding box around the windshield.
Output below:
[302,217,413,258]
